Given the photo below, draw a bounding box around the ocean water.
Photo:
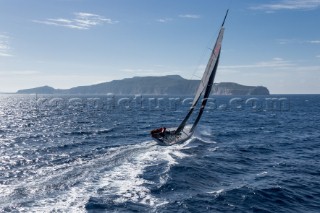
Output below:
[0,94,319,212]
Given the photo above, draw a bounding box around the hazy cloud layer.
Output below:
[178,14,201,19]
[277,38,320,45]
[220,58,320,74]
[33,12,118,30]
[156,18,173,23]
[221,58,295,70]
[0,34,13,57]
[308,40,320,44]
[0,70,40,76]
[157,14,200,23]
[250,0,320,11]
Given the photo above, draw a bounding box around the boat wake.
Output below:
[0,139,194,212]
[89,139,194,210]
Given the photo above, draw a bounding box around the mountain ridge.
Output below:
[16,75,270,95]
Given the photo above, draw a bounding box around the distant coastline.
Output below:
[16,75,270,95]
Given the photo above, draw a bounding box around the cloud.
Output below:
[308,40,320,44]
[156,14,200,23]
[277,38,320,45]
[220,58,320,77]
[0,70,40,75]
[0,53,13,57]
[220,58,295,70]
[0,70,40,76]
[179,14,201,19]
[156,18,173,23]
[33,12,118,30]
[276,38,300,45]
[317,55,320,58]
[0,34,13,57]
[250,0,320,11]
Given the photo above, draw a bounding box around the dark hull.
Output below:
[152,125,193,146]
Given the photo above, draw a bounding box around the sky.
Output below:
[0,0,319,94]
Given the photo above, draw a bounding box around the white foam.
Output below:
[1,139,192,211]
[208,147,219,152]
[257,171,268,176]
[200,128,212,136]
[98,140,192,207]
[23,185,90,213]
[207,189,224,196]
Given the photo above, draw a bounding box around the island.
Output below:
[17,75,270,95]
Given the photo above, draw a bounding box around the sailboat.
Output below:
[151,10,228,146]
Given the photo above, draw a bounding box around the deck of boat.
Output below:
[155,125,193,146]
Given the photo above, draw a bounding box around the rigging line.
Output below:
[191,74,201,79]
[188,43,211,81]
[189,1,231,82]
[227,0,234,11]
[188,18,222,81]
[190,7,228,82]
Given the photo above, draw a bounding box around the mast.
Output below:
[175,10,228,134]
[222,9,229,28]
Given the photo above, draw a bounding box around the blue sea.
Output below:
[0,94,319,212]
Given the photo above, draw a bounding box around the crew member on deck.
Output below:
[151,127,166,137]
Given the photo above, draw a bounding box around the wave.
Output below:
[88,139,193,210]
[66,128,114,136]
[0,138,193,212]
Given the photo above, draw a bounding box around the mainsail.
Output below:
[176,10,228,134]
[151,10,228,145]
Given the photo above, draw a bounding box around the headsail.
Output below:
[176,10,228,134]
